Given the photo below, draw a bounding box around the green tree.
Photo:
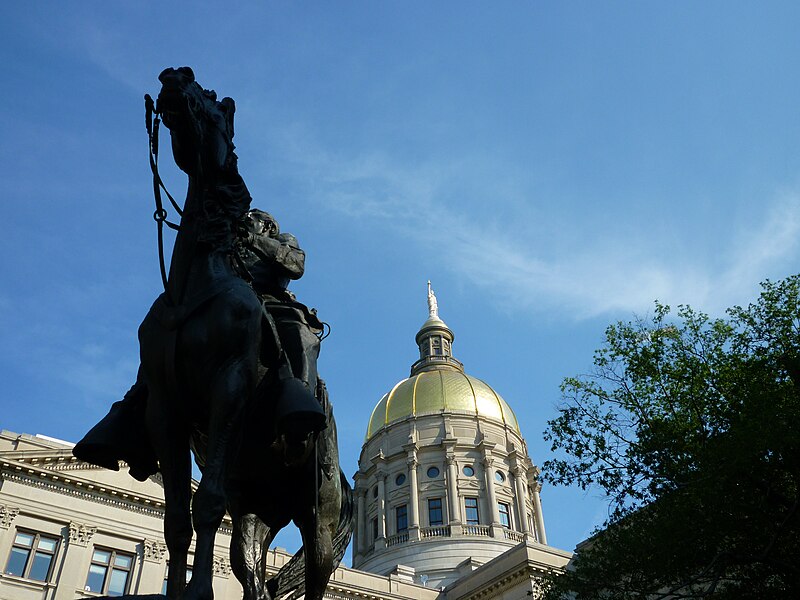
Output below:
[542,276,800,599]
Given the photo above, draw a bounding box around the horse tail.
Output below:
[269,469,354,600]
[332,469,355,569]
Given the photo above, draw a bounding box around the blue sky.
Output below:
[2,2,800,559]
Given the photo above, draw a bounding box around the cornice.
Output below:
[0,458,234,533]
[1,468,166,518]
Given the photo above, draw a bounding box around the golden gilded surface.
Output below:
[365,370,520,440]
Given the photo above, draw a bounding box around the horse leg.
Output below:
[230,505,274,600]
[299,509,334,600]
[186,361,251,600]
[147,396,192,598]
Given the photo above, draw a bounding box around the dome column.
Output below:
[511,465,532,538]
[371,455,388,550]
[445,449,463,536]
[405,443,421,541]
[480,450,503,538]
[531,481,548,545]
[355,484,367,559]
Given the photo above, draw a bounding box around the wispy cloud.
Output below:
[268,130,800,320]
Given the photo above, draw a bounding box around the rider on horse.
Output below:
[74,209,326,480]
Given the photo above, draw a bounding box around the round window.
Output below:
[462,465,475,477]
[495,470,505,483]
[426,466,440,478]
[395,473,406,486]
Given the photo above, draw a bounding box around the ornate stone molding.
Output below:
[0,505,19,529]
[2,470,165,518]
[69,521,97,546]
[142,539,167,563]
[212,555,232,576]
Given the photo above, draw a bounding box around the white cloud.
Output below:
[270,132,800,320]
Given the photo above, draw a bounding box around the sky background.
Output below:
[2,1,800,565]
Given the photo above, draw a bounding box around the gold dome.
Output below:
[365,369,520,440]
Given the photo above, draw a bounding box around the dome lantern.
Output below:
[411,281,463,376]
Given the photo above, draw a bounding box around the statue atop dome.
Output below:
[427,280,438,318]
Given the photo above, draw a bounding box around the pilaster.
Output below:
[54,521,97,600]
[0,505,20,566]
[138,539,168,594]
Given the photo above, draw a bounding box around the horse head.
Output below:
[157,66,236,177]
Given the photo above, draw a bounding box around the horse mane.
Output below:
[197,166,252,250]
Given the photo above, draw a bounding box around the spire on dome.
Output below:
[411,282,463,376]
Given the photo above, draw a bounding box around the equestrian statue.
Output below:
[74,67,353,600]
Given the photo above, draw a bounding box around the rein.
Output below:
[144,94,183,304]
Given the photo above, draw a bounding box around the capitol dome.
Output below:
[366,370,520,441]
[352,284,549,589]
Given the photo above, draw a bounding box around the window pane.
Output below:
[465,497,479,524]
[428,498,443,526]
[37,537,58,553]
[28,552,53,581]
[498,503,510,527]
[113,554,132,569]
[107,568,129,596]
[14,532,34,547]
[86,564,107,592]
[92,549,111,564]
[396,505,408,532]
[6,546,29,576]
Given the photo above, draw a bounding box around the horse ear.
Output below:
[221,97,235,138]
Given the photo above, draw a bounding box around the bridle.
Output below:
[144,93,183,304]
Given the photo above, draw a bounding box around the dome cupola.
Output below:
[352,284,549,589]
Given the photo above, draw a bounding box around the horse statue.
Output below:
[131,66,351,600]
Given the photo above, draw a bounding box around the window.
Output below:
[85,549,133,597]
[371,518,379,542]
[395,505,408,533]
[5,530,58,581]
[426,466,440,478]
[395,473,406,486]
[162,566,193,595]
[428,498,443,526]
[462,465,475,477]
[372,486,378,498]
[465,497,480,525]
[498,502,512,528]
[495,470,506,483]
